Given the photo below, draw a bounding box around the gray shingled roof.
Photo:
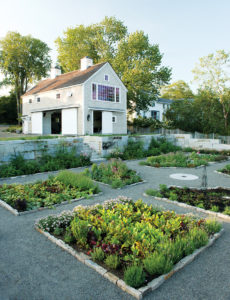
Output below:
[23,62,107,96]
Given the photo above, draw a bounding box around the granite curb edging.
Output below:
[92,179,147,190]
[214,170,230,178]
[141,158,230,170]
[35,224,224,300]
[143,191,230,221]
[0,192,103,216]
[0,165,91,181]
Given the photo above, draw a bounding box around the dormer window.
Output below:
[56,93,60,99]
[37,97,40,102]
[105,75,109,81]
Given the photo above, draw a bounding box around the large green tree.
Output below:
[161,80,194,100]
[165,89,227,134]
[0,92,17,124]
[192,50,230,132]
[55,17,171,113]
[0,32,51,124]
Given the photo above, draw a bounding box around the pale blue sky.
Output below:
[1,0,230,91]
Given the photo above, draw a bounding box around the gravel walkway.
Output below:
[1,160,230,300]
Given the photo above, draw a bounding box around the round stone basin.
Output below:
[170,173,199,180]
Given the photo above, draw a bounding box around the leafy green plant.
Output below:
[91,247,105,262]
[0,144,91,178]
[71,217,90,248]
[145,189,162,197]
[53,227,64,236]
[141,151,225,168]
[211,205,219,212]
[224,206,230,215]
[0,171,99,212]
[204,220,222,234]
[37,197,222,288]
[105,255,121,269]
[143,252,173,276]
[84,159,142,188]
[124,265,145,288]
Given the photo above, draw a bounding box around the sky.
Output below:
[0,0,230,92]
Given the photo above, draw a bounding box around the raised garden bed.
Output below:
[35,197,222,299]
[107,138,181,160]
[145,185,230,217]
[83,159,143,188]
[140,152,228,168]
[0,145,91,179]
[217,164,230,176]
[0,171,100,215]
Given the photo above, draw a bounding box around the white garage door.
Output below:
[102,111,113,134]
[62,108,78,135]
[31,112,43,134]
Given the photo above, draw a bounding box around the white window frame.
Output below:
[104,74,109,81]
[91,82,121,103]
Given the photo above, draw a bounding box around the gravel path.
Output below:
[1,160,230,300]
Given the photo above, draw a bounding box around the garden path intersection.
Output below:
[1,160,230,300]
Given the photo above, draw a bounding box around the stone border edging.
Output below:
[142,158,230,170]
[0,165,90,181]
[0,192,103,216]
[35,225,224,299]
[214,170,230,178]
[143,191,230,221]
[92,179,146,190]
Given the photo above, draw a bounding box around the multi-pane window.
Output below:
[105,75,109,81]
[92,83,121,102]
[112,116,116,123]
[116,88,120,102]
[151,110,160,120]
[92,83,97,100]
[98,85,115,102]
[37,97,40,102]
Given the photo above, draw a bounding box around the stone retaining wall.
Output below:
[0,137,84,163]
[1,133,230,163]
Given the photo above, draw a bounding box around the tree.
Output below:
[55,17,127,72]
[55,17,171,113]
[113,31,171,112]
[161,80,194,100]
[0,92,17,124]
[165,99,199,132]
[165,89,228,134]
[192,50,230,133]
[0,32,51,124]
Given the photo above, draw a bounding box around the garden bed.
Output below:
[35,197,222,299]
[216,164,230,176]
[145,185,230,218]
[107,138,181,160]
[0,170,100,215]
[140,152,228,168]
[83,159,143,188]
[0,144,91,178]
